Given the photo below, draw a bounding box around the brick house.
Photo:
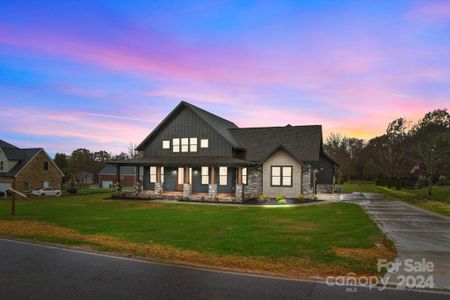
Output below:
[99,165,139,188]
[0,140,64,195]
[109,101,338,202]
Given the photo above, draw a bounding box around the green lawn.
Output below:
[341,183,450,217]
[0,193,394,278]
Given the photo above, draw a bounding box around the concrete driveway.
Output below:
[343,193,450,291]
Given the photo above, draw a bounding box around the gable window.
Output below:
[200,139,209,148]
[149,166,157,183]
[242,167,247,185]
[201,166,209,184]
[162,140,170,149]
[219,166,227,186]
[43,161,49,171]
[181,138,189,152]
[173,138,180,152]
[190,138,198,152]
[0,160,3,171]
[271,166,293,187]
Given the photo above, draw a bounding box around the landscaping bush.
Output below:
[313,196,318,201]
[274,194,284,201]
[395,177,402,190]
[277,199,287,205]
[297,194,305,200]
[258,194,269,203]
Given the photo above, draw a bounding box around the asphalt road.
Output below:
[0,238,448,300]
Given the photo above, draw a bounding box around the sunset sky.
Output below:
[1,0,449,155]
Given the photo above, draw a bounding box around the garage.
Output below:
[101,180,113,189]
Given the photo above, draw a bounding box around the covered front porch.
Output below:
[109,157,253,202]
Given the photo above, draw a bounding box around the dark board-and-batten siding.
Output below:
[143,108,234,158]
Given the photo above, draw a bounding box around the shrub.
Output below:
[258,194,269,203]
[278,199,287,205]
[274,194,284,201]
[297,194,305,200]
[313,196,318,201]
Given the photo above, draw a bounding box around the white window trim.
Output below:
[181,138,189,152]
[242,167,247,185]
[201,166,209,185]
[190,138,198,152]
[149,166,157,183]
[219,166,227,186]
[173,138,180,153]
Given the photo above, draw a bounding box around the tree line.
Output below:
[324,109,450,195]
[54,143,140,185]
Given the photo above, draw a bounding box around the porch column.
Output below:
[116,165,121,191]
[208,166,218,201]
[155,166,163,196]
[183,167,192,198]
[235,167,244,202]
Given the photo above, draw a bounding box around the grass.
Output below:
[0,193,395,278]
[341,183,450,217]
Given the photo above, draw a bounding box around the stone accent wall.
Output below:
[301,169,313,195]
[154,182,163,195]
[235,184,243,202]
[183,183,192,198]
[208,184,217,200]
[243,168,262,199]
[15,151,63,194]
[317,184,334,194]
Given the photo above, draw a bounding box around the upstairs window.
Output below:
[271,166,292,187]
[200,139,209,148]
[173,138,180,152]
[201,166,209,184]
[0,160,3,171]
[219,167,227,186]
[242,168,247,185]
[162,140,170,149]
[190,138,198,152]
[181,138,189,152]
[43,161,49,171]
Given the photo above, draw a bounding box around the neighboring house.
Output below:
[0,140,64,194]
[110,101,338,201]
[99,165,139,188]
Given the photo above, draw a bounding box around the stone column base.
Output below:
[183,183,192,198]
[155,182,163,196]
[208,184,217,200]
[235,184,243,202]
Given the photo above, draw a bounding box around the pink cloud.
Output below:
[407,1,450,24]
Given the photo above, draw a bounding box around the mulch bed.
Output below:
[243,198,321,205]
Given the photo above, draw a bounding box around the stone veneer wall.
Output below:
[317,184,334,193]
[243,168,262,199]
[183,183,192,198]
[301,169,313,195]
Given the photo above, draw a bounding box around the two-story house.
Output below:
[0,140,64,195]
[109,101,338,201]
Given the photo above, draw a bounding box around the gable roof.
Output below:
[230,125,323,162]
[1,148,42,177]
[136,101,240,151]
[0,139,18,149]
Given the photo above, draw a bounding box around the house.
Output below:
[0,140,64,194]
[109,101,338,201]
[99,165,140,188]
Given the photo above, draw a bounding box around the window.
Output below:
[178,167,184,184]
[219,166,227,186]
[173,138,180,152]
[200,139,209,148]
[201,166,209,184]
[181,138,189,152]
[160,167,164,183]
[242,168,247,185]
[23,182,30,192]
[162,140,170,149]
[149,166,157,183]
[271,166,292,187]
[190,138,198,152]
[43,161,49,171]
[43,181,49,188]
[0,160,3,171]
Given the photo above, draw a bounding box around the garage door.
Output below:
[0,183,11,192]
[101,181,113,188]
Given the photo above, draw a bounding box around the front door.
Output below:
[176,167,184,191]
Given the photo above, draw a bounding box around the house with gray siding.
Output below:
[109,101,338,201]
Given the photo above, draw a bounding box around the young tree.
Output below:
[54,153,68,177]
